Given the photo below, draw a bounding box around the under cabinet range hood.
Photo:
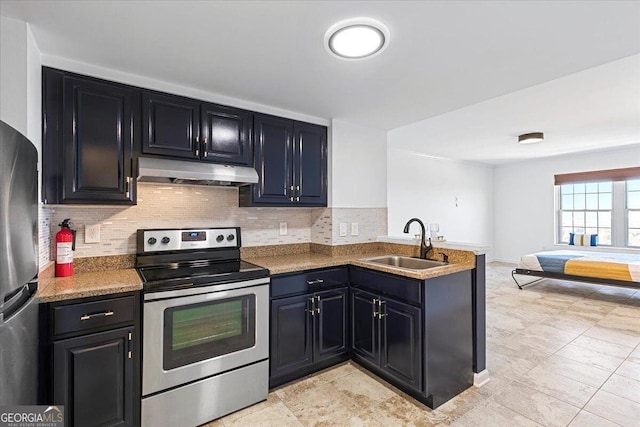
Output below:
[137,157,259,186]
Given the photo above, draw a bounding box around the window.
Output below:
[555,167,640,248]
[628,179,640,247]
[559,181,612,245]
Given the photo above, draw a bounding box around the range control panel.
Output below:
[139,228,239,253]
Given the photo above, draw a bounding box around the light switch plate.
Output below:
[85,223,101,243]
[351,222,359,236]
[279,222,288,236]
[339,223,348,237]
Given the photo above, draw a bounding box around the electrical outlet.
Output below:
[279,222,288,236]
[339,223,348,237]
[85,223,101,243]
[351,222,359,236]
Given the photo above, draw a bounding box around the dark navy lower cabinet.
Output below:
[269,268,349,387]
[349,267,473,409]
[349,285,423,394]
[46,293,140,427]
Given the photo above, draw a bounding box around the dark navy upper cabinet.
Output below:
[42,67,137,205]
[141,92,252,165]
[240,114,327,207]
[141,91,200,159]
[294,121,327,205]
[200,103,252,165]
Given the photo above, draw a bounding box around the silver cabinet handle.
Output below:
[315,295,321,314]
[203,137,208,157]
[125,177,131,198]
[378,300,387,319]
[80,310,114,321]
[372,298,379,317]
[195,136,200,157]
[306,279,324,285]
[306,296,315,316]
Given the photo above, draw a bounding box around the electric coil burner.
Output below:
[136,227,269,427]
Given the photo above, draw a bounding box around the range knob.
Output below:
[161,236,171,244]
[216,234,224,242]
[147,237,157,245]
[227,234,235,242]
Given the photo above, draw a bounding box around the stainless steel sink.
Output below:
[360,255,447,270]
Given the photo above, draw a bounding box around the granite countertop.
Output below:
[37,268,143,303]
[244,250,475,280]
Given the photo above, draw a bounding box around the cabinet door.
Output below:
[53,327,134,427]
[314,288,348,363]
[141,91,200,159]
[200,103,252,165]
[252,114,293,204]
[61,75,136,204]
[293,122,327,206]
[380,298,423,392]
[350,289,379,365]
[270,294,313,380]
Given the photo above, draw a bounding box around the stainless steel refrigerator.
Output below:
[0,120,40,405]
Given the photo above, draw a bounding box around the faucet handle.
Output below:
[438,252,449,263]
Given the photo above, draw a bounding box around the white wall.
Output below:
[386,147,494,245]
[493,145,640,263]
[0,16,28,133]
[330,119,387,208]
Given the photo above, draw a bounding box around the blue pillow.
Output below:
[569,233,597,246]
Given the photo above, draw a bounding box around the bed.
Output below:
[512,250,640,290]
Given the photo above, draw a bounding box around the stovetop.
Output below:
[135,227,269,292]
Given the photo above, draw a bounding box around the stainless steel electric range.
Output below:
[136,227,270,427]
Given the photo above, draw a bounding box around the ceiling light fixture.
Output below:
[518,132,544,144]
[325,17,390,59]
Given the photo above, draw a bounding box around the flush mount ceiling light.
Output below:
[325,17,390,59]
[518,132,544,144]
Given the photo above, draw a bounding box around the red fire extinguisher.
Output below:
[55,218,76,277]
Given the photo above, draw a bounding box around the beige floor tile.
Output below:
[571,335,635,359]
[473,373,513,398]
[360,394,448,427]
[331,370,396,407]
[274,375,326,402]
[567,410,621,427]
[555,343,626,372]
[616,360,640,381]
[583,390,640,427]
[583,325,640,348]
[601,374,640,404]
[597,314,640,335]
[283,382,362,426]
[492,382,581,427]
[313,361,357,383]
[541,315,593,335]
[223,401,302,427]
[536,354,613,388]
[520,366,599,407]
[455,400,542,427]
[628,347,640,364]
[434,386,488,422]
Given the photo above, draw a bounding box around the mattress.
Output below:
[518,250,640,283]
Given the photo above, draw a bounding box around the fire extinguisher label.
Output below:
[57,242,73,264]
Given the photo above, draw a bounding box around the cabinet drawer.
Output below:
[53,296,136,336]
[349,267,422,306]
[271,267,348,298]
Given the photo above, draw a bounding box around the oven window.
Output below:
[163,295,256,370]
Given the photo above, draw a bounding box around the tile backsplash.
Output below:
[40,183,388,261]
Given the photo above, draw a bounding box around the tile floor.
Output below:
[201,263,640,426]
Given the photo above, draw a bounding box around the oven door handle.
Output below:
[144,277,270,302]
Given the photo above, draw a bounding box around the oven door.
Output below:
[142,278,269,396]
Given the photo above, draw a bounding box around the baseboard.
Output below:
[473,369,490,387]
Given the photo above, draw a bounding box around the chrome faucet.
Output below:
[403,218,433,259]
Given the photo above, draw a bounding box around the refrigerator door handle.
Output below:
[0,282,37,323]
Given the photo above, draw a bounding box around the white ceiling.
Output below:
[1,0,640,163]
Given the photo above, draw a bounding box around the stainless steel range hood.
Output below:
[137,157,258,186]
